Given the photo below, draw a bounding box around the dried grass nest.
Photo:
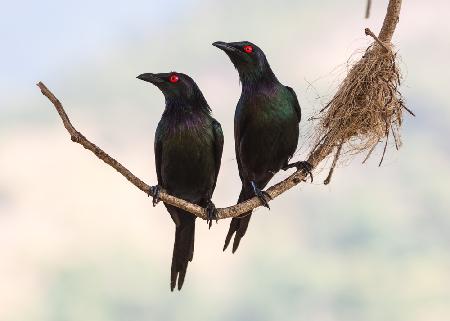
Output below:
[314,39,415,171]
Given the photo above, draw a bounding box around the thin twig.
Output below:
[391,126,400,150]
[362,143,378,164]
[379,131,389,167]
[324,143,343,185]
[365,0,372,19]
[37,82,326,220]
[319,99,333,113]
[400,102,416,117]
[365,28,390,52]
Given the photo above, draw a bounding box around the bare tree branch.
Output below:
[378,0,402,43]
[37,82,322,220]
[365,0,372,19]
[36,0,404,221]
[365,28,390,52]
[37,82,205,216]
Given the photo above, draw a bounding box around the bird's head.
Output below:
[137,72,208,108]
[212,41,275,82]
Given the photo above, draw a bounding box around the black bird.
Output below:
[213,41,311,253]
[137,72,224,291]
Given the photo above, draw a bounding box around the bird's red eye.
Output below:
[243,45,253,54]
[169,74,179,83]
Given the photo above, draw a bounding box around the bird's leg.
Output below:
[283,161,313,182]
[205,200,218,229]
[250,181,271,209]
[148,185,161,207]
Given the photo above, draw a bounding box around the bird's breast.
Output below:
[236,91,299,179]
[159,118,216,201]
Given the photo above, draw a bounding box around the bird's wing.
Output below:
[155,127,182,227]
[285,86,302,122]
[234,105,247,181]
[154,134,163,185]
[212,118,224,188]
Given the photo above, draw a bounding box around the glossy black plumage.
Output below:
[213,41,304,253]
[138,72,223,290]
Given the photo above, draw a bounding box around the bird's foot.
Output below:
[283,161,313,182]
[148,185,161,207]
[205,200,218,229]
[251,181,271,209]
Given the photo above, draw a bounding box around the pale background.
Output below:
[1,1,449,320]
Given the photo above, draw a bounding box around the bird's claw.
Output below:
[148,185,161,207]
[284,161,313,182]
[251,181,271,209]
[206,201,218,229]
[295,161,313,182]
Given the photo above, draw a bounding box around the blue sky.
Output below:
[0,0,191,94]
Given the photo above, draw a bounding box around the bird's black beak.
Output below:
[212,41,238,54]
[137,73,164,84]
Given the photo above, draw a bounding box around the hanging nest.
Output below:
[312,30,414,181]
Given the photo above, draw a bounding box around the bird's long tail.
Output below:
[223,187,254,253]
[171,212,196,291]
